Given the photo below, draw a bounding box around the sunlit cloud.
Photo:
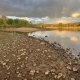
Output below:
[71,12,80,18]
[70,36,78,42]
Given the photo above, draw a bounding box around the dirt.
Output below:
[0,31,80,80]
[0,27,39,32]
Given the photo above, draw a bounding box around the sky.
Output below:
[0,0,80,24]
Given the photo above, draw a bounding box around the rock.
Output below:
[36,70,39,73]
[36,49,40,51]
[33,63,37,66]
[67,65,72,70]
[21,63,24,67]
[45,70,50,75]
[17,73,21,77]
[63,75,66,78]
[73,67,78,72]
[74,61,78,64]
[29,70,36,75]
[24,78,27,80]
[45,35,48,37]
[68,62,72,65]
[51,69,55,72]
[44,50,48,52]
[57,73,63,79]
[54,75,57,78]
[71,78,75,80]
[21,52,26,55]
[25,57,28,60]
[41,42,45,45]
[48,55,51,58]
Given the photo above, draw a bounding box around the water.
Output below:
[28,30,80,57]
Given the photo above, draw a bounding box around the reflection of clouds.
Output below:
[70,36,78,42]
[34,31,42,36]
[28,31,42,37]
[56,31,66,35]
[55,31,67,38]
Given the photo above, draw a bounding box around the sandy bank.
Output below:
[0,27,39,32]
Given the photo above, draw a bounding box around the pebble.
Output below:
[71,78,75,80]
[33,63,37,67]
[36,70,39,73]
[25,57,28,60]
[41,42,45,45]
[17,73,21,77]
[67,65,72,70]
[73,67,78,72]
[21,52,26,55]
[45,70,50,75]
[51,69,55,72]
[54,75,57,78]
[29,70,36,75]
[57,73,63,79]
[36,49,40,51]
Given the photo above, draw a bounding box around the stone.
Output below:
[17,73,21,77]
[73,67,78,72]
[71,78,75,80]
[41,42,45,45]
[48,55,51,58]
[57,73,63,79]
[36,49,40,51]
[25,57,28,60]
[33,63,37,66]
[54,75,57,78]
[36,70,39,73]
[45,70,50,75]
[68,62,72,65]
[67,65,72,70]
[51,69,55,72]
[45,35,48,37]
[29,70,36,75]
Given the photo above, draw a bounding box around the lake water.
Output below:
[28,30,80,57]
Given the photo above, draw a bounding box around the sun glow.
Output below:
[71,12,80,18]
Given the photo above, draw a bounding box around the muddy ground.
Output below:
[0,31,80,80]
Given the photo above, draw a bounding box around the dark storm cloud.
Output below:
[0,0,80,18]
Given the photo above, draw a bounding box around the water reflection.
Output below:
[70,36,78,42]
[28,30,80,57]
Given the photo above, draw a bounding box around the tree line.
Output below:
[0,15,80,28]
[0,15,36,28]
[36,22,80,28]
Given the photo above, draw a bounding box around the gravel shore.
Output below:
[0,31,80,80]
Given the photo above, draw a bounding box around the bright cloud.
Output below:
[71,12,80,18]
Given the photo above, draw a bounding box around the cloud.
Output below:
[0,0,80,18]
[71,12,80,18]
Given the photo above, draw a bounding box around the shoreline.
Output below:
[0,31,80,80]
[0,27,39,32]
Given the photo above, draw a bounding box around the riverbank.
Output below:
[0,27,39,32]
[0,31,80,80]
